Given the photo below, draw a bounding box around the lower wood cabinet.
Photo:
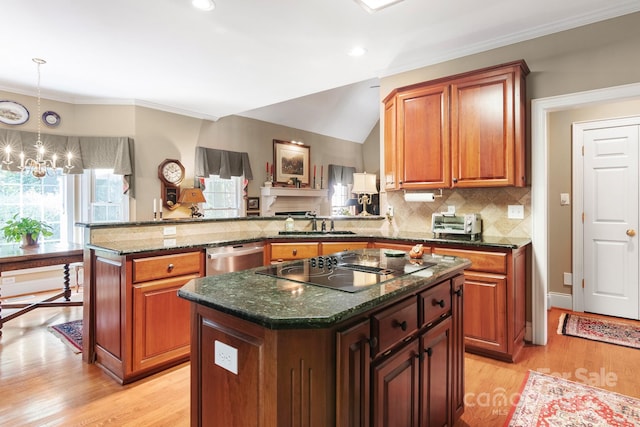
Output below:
[432,245,528,362]
[320,241,369,255]
[90,248,204,384]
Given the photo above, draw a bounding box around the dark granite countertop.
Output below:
[86,230,530,255]
[178,249,471,330]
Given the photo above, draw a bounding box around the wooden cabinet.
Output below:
[340,276,462,427]
[269,242,318,261]
[432,245,528,362]
[91,248,204,384]
[320,241,369,255]
[383,60,529,190]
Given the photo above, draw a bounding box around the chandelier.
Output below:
[2,58,74,178]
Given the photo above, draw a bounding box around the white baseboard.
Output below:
[548,292,573,310]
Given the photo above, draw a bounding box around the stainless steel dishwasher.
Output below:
[205,242,265,275]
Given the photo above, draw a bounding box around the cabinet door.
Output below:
[336,319,371,427]
[451,274,465,423]
[397,83,450,189]
[420,318,452,427]
[450,69,516,187]
[383,96,399,190]
[463,271,507,353]
[132,274,198,371]
[372,340,420,427]
[321,241,369,255]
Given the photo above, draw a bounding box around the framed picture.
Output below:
[246,197,260,211]
[273,139,310,185]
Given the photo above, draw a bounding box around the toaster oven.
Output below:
[431,213,482,240]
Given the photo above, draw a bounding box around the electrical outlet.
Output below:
[447,205,455,214]
[508,205,524,219]
[163,226,177,236]
[563,272,573,286]
[215,340,238,374]
[163,238,177,247]
[560,193,570,206]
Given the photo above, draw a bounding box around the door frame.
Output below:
[572,116,640,314]
[531,82,640,345]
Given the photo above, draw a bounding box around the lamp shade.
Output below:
[178,188,206,204]
[351,172,378,194]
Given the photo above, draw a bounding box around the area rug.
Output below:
[505,370,640,426]
[558,312,640,350]
[49,319,83,353]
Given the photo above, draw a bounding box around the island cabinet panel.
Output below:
[191,304,336,427]
[432,244,528,363]
[336,319,371,427]
[420,318,452,427]
[451,275,465,421]
[383,60,528,190]
[90,248,204,384]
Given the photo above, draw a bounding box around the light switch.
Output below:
[560,193,570,206]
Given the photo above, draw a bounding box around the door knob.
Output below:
[627,229,636,237]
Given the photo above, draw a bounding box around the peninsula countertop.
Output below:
[177,249,472,330]
[85,229,531,255]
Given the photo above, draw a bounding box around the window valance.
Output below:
[327,164,356,199]
[194,146,253,180]
[0,129,135,195]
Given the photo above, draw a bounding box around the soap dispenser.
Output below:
[285,215,294,231]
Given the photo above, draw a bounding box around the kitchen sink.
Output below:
[278,230,356,235]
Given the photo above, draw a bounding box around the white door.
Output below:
[581,118,640,319]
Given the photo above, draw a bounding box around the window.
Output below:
[82,169,129,223]
[201,175,245,218]
[331,183,352,216]
[0,169,66,245]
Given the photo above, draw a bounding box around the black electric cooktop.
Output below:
[255,251,436,293]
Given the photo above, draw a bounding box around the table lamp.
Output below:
[179,188,207,218]
[351,172,378,216]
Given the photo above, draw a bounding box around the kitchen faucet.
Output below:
[330,218,335,232]
[321,219,326,232]
[306,211,317,231]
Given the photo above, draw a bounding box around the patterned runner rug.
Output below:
[505,370,640,426]
[558,312,640,350]
[49,319,83,353]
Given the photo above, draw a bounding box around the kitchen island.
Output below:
[178,248,471,427]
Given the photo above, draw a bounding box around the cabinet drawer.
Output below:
[320,241,369,255]
[132,251,202,283]
[432,247,507,274]
[270,243,318,260]
[371,296,418,357]
[419,280,451,328]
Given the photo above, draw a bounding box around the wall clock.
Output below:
[158,159,185,210]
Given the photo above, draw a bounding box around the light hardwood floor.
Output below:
[1,297,639,426]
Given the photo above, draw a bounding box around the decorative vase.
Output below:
[21,234,40,248]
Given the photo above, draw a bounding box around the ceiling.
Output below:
[2,0,639,143]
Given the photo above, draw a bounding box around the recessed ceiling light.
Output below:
[348,46,368,57]
[192,0,215,11]
[354,0,404,13]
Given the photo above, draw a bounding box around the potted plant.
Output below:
[1,214,54,248]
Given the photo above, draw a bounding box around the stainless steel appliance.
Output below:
[254,250,436,293]
[432,213,482,240]
[206,242,265,275]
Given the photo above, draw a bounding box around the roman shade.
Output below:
[194,146,253,180]
[0,129,135,195]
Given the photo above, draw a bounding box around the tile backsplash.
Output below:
[381,187,531,238]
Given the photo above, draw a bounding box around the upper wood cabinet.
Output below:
[383,60,529,190]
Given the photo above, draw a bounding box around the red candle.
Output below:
[266,162,269,173]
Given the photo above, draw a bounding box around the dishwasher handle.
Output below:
[207,245,264,259]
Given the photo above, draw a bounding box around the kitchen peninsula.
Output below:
[178,248,471,427]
